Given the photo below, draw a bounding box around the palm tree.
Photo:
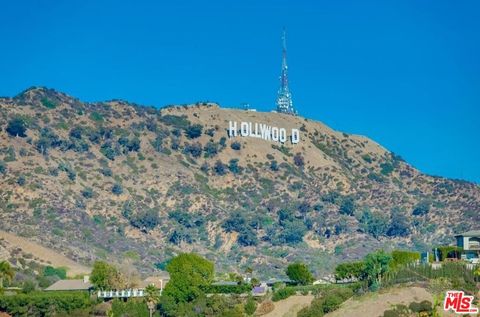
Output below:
[144,284,160,317]
[0,261,14,289]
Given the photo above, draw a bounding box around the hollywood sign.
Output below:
[228,121,300,144]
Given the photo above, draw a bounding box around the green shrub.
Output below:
[111,298,149,317]
[244,296,256,315]
[231,141,241,150]
[89,111,104,122]
[81,188,94,199]
[160,114,191,129]
[43,266,67,279]
[112,183,123,195]
[40,98,57,109]
[6,117,27,137]
[185,124,203,139]
[272,287,295,302]
[412,200,430,216]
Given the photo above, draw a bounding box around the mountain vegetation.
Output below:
[0,87,479,277]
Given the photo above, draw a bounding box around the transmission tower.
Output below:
[276,29,296,115]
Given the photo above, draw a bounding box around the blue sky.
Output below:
[0,1,479,183]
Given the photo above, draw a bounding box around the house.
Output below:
[252,283,268,297]
[45,275,93,291]
[455,230,480,263]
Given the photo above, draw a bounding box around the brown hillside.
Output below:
[0,87,478,276]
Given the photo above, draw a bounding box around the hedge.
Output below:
[0,291,94,317]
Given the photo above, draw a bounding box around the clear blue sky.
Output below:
[1,1,479,183]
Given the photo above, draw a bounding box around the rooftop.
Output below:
[45,279,93,291]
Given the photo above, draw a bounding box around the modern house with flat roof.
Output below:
[455,230,480,263]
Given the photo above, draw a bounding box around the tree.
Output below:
[6,118,27,137]
[339,196,355,216]
[286,263,314,285]
[334,261,365,281]
[163,253,214,304]
[387,208,410,237]
[0,261,14,289]
[363,250,392,290]
[360,209,389,239]
[90,261,119,290]
[145,284,160,317]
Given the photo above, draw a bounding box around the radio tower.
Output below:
[276,29,296,115]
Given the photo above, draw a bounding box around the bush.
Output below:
[228,159,241,174]
[89,111,104,122]
[270,160,279,171]
[100,142,117,160]
[16,175,26,186]
[185,124,203,139]
[6,117,27,137]
[339,196,355,216]
[214,160,227,175]
[0,161,6,174]
[391,250,420,267]
[129,208,160,231]
[111,298,149,317]
[112,183,123,195]
[184,142,202,158]
[272,287,295,301]
[43,266,67,279]
[41,98,57,109]
[100,167,112,177]
[412,201,430,216]
[244,296,257,315]
[0,292,93,316]
[231,141,241,151]
[160,114,191,129]
[204,141,219,157]
[81,188,94,199]
[293,153,305,167]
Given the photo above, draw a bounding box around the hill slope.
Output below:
[0,87,478,276]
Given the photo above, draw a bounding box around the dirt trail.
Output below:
[0,230,90,277]
[262,295,314,317]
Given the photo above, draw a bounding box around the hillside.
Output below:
[0,87,478,277]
